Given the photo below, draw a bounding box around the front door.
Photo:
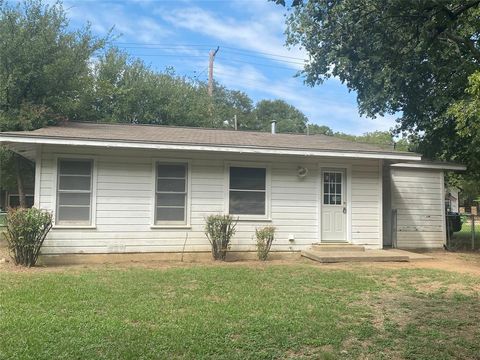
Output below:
[321,169,347,242]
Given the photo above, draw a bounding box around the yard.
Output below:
[449,217,480,250]
[1,255,480,360]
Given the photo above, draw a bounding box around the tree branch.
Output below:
[444,32,480,62]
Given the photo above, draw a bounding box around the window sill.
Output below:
[150,225,192,229]
[53,225,97,230]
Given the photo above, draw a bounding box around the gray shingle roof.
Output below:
[1,122,417,156]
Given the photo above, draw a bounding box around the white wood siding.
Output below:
[38,146,383,254]
[391,168,445,248]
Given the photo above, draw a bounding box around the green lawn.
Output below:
[450,222,480,250]
[1,264,479,359]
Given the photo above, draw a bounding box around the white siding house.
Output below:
[0,122,465,260]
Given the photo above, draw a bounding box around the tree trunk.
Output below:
[15,154,26,208]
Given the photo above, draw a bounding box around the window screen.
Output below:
[229,167,266,215]
[323,171,342,205]
[155,163,188,224]
[56,159,93,225]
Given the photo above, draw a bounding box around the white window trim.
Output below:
[151,158,192,229]
[52,154,97,229]
[224,161,272,221]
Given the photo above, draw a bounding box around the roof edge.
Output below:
[0,134,422,161]
[391,161,466,171]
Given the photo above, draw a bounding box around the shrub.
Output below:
[205,214,237,260]
[255,226,276,261]
[4,207,53,267]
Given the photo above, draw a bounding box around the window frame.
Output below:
[151,159,192,229]
[53,155,97,229]
[225,162,271,221]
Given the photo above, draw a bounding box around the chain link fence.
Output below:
[446,213,480,251]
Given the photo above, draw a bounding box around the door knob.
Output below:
[343,207,347,214]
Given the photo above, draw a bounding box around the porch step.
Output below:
[310,244,365,252]
[301,250,409,263]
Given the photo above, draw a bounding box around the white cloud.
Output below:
[213,64,397,135]
[65,1,172,42]
[158,5,306,70]
[63,0,396,135]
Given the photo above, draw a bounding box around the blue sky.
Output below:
[63,0,397,135]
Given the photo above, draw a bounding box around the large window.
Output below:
[56,159,93,225]
[229,166,266,215]
[155,163,188,224]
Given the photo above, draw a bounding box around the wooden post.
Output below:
[472,214,475,250]
[208,47,219,97]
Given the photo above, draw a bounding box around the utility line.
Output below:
[126,53,301,70]
[113,42,306,61]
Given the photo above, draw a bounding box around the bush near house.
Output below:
[256,226,276,261]
[204,214,237,260]
[4,207,52,267]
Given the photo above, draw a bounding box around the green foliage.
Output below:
[4,207,53,267]
[281,0,480,174]
[255,226,276,261]
[448,70,480,175]
[254,99,308,133]
[307,123,333,135]
[0,0,107,131]
[204,214,238,260]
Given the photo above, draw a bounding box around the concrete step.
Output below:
[301,250,409,263]
[310,244,365,252]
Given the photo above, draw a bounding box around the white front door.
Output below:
[321,169,347,242]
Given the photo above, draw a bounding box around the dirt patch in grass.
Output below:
[282,345,335,360]
[346,283,480,360]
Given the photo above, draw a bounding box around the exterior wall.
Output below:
[391,167,446,248]
[37,145,383,254]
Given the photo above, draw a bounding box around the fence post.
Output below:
[472,214,476,251]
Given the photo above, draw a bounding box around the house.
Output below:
[0,122,466,262]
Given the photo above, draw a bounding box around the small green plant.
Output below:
[255,226,276,261]
[205,214,237,260]
[4,207,53,267]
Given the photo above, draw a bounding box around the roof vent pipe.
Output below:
[271,120,277,134]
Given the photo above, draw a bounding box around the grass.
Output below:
[450,221,480,250]
[1,264,480,359]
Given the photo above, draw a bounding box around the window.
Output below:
[155,163,188,224]
[229,166,266,215]
[56,159,93,225]
[323,171,342,205]
[8,194,34,208]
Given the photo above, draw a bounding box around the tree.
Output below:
[448,71,480,172]
[212,84,255,130]
[254,99,308,133]
[0,0,107,206]
[278,0,480,174]
[307,124,333,135]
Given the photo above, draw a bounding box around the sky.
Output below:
[62,0,398,135]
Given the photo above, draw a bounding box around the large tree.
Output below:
[278,0,480,174]
[0,0,106,207]
[254,99,308,133]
